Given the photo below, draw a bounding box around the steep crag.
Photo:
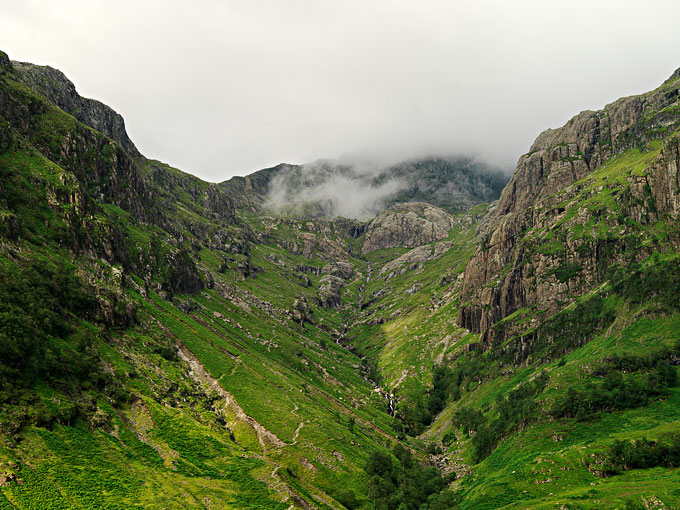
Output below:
[458,69,680,348]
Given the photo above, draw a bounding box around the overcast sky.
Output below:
[2,0,680,182]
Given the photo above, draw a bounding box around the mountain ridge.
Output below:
[222,156,508,219]
[11,59,141,157]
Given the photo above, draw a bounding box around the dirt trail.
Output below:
[285,393,306,446]
[176,340,285,450]
[177,338,321,508]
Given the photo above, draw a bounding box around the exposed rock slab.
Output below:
[318,275,344,309]
[362,202,455,254]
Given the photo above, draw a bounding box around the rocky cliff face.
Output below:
[0,52,11,74]
[0,52,236,295]
[361,202,456,254]
[12,61,141,157]
[0,59,151,224]
[458,69,680,347]
[495,77,679,220]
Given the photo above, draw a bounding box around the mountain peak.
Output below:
[665,66,680,84]
[0,50,11,74]
[11,59,141,157]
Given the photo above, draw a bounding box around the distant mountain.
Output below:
[376,156,509,211]
[221,155,509,218]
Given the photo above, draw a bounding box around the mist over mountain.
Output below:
[258,156,509,219]
[263,159,404,219]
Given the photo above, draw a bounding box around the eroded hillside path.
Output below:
[176,337,330,509]
[285,393,306,445]
[151,312,301,505]
[176,339,286,450]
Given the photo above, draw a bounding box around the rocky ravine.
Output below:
[458,68,680,347]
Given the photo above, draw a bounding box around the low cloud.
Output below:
[262,154,509,219]
[264,160,407,219]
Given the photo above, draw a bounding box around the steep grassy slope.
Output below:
[413,75,680,508]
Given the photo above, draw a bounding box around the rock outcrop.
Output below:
[282,232,349,260]
[318,275,344,309]
[168,250,204,295]
[12,61,141,157]
[291,297,313,324]
[379,241,452,278]
[458,69,680,347]
[321,261,353,279]
[316,262,354,308]
[362,203,455,254]
[0,51,11,75]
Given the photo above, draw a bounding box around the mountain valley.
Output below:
[1,50,680,510]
